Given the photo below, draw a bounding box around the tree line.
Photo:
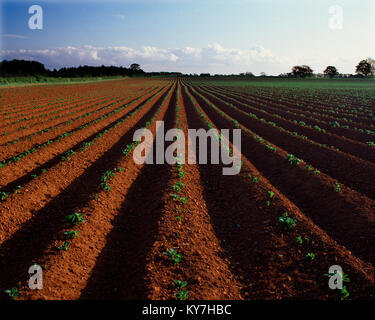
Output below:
[281,58,375,78]
[0,58,374,79]
[0,60,145,77]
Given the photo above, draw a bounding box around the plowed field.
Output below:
[0,78,374,300]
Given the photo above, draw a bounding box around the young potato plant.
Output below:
[252,176,259,183]
[334,182,341,192]
[13,185,22,194]
[170,193,180,201]
[100,182,112,192]
[178,169,186,179]
[171,181,185,193]
[64,212,85,226]
[175,290,188,300]
[305,253,316,261]
[174,280,187,289]
[101,170,115,183]
[4,287,20,300]
[268,191,275,199]
[170,193,187,205]
[286,154,302,166]
[57,241,70,251]
[340,286,350,300]
[296,236,304,246]
[278,212,297,230]
[64,230,79,239]
[0,191,10,201]
[163,248,183,264]
[62,150,76,161]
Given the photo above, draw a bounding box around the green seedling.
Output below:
[122,144,135,156]
[101,170,115,182]
[286,154,302,165]
[4,287,20,300]
[171,181,185,193]
[81,141,93,151]
[64,230,79,239]
[64,212,85,226]
[178,170,186,179]
[340,286,350,300]
[170,193,180,201]
[62,150,76,161]
[278,212,297,230]
[57,241,70,251]
[174,280,187,289]
[334,182,341,192]
[252,176,259,183]
[175,290,188,300]
[176,215,182,222]
[101,182,111,192]
[331,121,340,128]
[296,236,303,245]
[13,185,22,194]
[305,253,316,261]
[163,248,183,264]
[0,191,10,201]
[268,191,275,198]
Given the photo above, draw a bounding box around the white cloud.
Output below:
[3,34,27,39]
[0,43,289,74]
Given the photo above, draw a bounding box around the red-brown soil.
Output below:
[0,78,373,301]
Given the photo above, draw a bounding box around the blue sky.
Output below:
[1,0,374,74]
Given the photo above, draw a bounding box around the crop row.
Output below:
[196,86,374,163]
[181,82,357,300]
[183,83,374,264]
[208,86,375,140]
[0,85,172,204]
[0,86,165,171]
[188,84,375,200]
[1,87,153,147]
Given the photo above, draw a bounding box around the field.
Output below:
[0,78,374,300]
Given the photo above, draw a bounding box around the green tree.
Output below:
[365,58,375,76]
[130,63,141,71]
[355,60,372,77]
[324,66,339,78]
[292,65,313,78]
